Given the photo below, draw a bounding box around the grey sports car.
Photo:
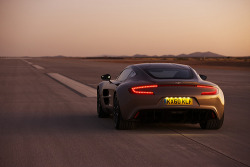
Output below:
[97,63,224,130]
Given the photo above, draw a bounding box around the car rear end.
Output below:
[116,64,224,125]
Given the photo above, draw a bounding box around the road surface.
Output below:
[0,58,249,167]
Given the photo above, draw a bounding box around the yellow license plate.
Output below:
[164,97,193,105]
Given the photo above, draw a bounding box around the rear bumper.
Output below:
[118,94,224,121]
[134,108,217,123]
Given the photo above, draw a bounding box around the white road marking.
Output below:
[47,73,96,97]
[22,59,33,65]
[32,65,44,70]
[22,60,44,70]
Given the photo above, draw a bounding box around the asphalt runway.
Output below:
[0,58,249,167]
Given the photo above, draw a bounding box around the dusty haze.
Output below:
[0,0,250,57]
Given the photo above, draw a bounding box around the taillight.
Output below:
[129,84,217,95]
[130,85,158,95]
[197,85,218,95]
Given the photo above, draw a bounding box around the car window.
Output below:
[117,68,133,82]
[145,68,193,79]
[128,71,136,78]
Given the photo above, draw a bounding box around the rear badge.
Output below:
[164,97,193,105]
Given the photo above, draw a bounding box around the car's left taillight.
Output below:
[129,85,158,95]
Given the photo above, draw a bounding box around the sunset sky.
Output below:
[0,0,250,57]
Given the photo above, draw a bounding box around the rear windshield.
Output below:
[145,68,193,79]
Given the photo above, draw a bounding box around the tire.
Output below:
[200,113,224,129]
[97,90,109,118]
[113,94,135,130]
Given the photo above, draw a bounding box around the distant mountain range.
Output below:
[46,52,228,58]
[133,52,225,58]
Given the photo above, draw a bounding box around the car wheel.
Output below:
[97,90,109,118]
[113,94,135,130]
[200,113,224,129]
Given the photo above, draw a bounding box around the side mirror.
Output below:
[101,74,111,81]
[199,74,207,80]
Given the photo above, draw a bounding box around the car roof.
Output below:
[131,63,191,70]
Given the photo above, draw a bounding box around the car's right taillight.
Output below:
[197,85,218,95]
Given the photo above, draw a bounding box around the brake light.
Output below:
[197,85,218,95]
[130,85,158,95]
[130,84,217,95]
